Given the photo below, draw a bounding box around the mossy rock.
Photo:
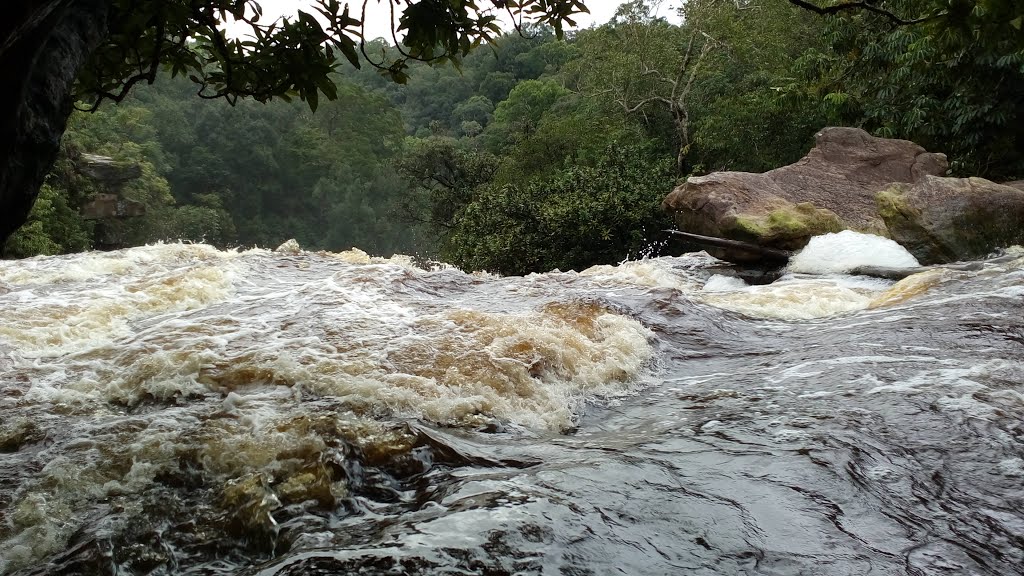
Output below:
[877,177,1024,264]
[731,202,845,250]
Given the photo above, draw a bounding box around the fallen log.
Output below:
[663,229,793,263]
[847,265,929,281]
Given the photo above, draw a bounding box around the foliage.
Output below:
[490,94,650,185]
[683,0,836,172]
[485,79,573,151]
[107,72,418,254]
[77,0,590,112]
[819,0,1024,177]
[3,181,93,258]
[395,136,499,234]
[569,0,833,175]
[445,143,676,275]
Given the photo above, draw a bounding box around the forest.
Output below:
[5,0,1022,275]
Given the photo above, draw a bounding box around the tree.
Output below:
[485,79,572,150]
[683,0,836,172]
[572,0,834,176]
[1,95,242,256]
[446,142,676,275]
[811,0,1024,177]
[395,135,499,238]
[0,0,591,247]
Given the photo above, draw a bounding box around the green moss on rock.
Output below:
[731,202,844,249]
[876,179,1024,264]
[875,186,912,224]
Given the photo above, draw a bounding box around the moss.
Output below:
[875,185,954,263]
[875,186,911,224]
[732,215,768,238]
[731,202,844,247]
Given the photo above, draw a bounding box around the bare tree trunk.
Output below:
[0,0,110,247]
[672,104,690,176]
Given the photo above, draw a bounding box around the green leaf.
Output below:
[337,37,360,68]
[313,75,338,100]
[306,87,319,112]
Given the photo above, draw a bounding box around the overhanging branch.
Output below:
[786,0,934,26]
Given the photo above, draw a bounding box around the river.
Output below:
[1,235,1022,575]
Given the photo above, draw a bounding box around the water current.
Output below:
[1,234,1022,575]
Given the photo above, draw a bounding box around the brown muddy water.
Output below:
[1,234,1022,575]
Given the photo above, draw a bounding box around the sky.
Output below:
[228,0,681,41]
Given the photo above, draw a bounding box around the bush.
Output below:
[445,143,676,274]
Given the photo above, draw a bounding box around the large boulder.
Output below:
[877,176,1024,264]
[663,127,948,262]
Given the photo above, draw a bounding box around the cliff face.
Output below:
[0,0,110,243]
[77,153,145,220]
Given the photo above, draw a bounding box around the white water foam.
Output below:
[787,230,920,274]
[579,254,717,291]
[0,243,661,573]
[702,275,748,292]
[698,277,884,320]
[0,244,656,432]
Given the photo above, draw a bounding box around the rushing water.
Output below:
[1,236,1022,575]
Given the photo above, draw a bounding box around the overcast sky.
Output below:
[228,0,681,41]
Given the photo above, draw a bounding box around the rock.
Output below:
[73,153,147,221]
[663,127,947,263]
[275,238,302,254]
[1004,180,1024,192]
[704,265,785,286]
[877,176,1024,264]
[81,193,146,220]
[77,153,143,184]
[868,269,952,308]
[848,265,931,281]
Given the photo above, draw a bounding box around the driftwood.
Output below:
[847,265,929,280]
[663,229,793,263]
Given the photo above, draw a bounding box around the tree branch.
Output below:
[621,96,673,114]
[785,0,934,26]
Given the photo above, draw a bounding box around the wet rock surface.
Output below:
[76,154,143,184]
[879,176,1024,264]
[663,127,948,261]
[664,127,1024,266]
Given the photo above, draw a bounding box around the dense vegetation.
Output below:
[6,0,1022,275]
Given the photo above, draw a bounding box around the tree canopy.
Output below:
[77,0,590,110]
[0,0,591,245]
[3,0,1023,272]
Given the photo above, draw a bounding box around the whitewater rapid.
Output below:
[1,234,1023,575]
